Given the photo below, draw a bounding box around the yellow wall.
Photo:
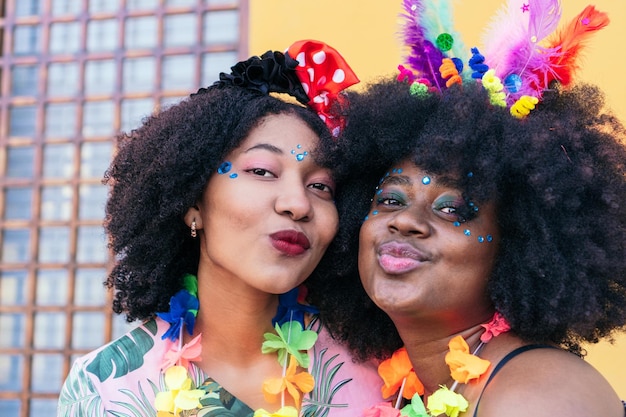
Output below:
[250,0,626,398]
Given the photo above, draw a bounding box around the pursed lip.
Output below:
[270,230,311,256]
[377,241,430,275]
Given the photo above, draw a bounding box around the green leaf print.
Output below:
[302,347,351,417]
[86,319,158,382]
[57,361,106,417]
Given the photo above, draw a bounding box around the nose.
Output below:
[274,183,313,221]
[387,207,430,237]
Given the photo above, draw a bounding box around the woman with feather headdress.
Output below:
[306,1,626,416]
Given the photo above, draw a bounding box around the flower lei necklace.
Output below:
[153,274,320,417]
[364,312,511,417]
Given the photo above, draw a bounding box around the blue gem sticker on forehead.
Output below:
[217,161,232,174]
[290,144,308,161]
[422,176,431,185]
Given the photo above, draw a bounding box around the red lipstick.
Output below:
[270,230,311,256]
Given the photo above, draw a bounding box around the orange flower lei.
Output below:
[365,312,511,417]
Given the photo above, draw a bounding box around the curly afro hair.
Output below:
[307,77,626,360]
[104,85,336,322]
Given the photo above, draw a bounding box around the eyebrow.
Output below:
[244,143,283,154]
[381,175,413,187]
[382,173,460,190]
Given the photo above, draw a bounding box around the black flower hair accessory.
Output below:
[215,50,310,105]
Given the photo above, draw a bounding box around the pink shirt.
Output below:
[58,317,384,416]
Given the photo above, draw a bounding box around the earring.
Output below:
[190,220,197,238]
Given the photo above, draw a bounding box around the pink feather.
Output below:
[483,0,563,103]
[481,0,530,72]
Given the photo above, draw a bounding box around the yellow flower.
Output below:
[155,365,204,414]
[445,336,491,384]
[253,406,299,417]
[262,355,314,406]
[426,386,469,417]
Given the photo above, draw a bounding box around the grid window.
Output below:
[80,142,113,178]
[74,268,107,306]
[4,188,34,220]
[33,312,66,349]
[164,13,197,47]
[41,185,73,220]
[1,230,31,263]
[76,225,107,263]
[15,0,42,16]
[36,270,69,305]
[202,51,238,85]
[125,16,158,50]
[9,106,37,137]
[72,313,106,349]
[163,54,195,90]
[31,354,64,392]
[11,65,38,96]
[6,147,35,179]
[127,0,159,11]
[166,0,197,6]
[6,146,35,179]
[89,0,120,13]
[85,60,116,96]
[0,271,29,305]
[204,10,239,45]
[43,144,74,178]
[13,25,41,55]
[48,62,80,97]
[45,103,78,139]
[52,0,82,16]
[49,22,81,55]
[38,227,70,263]
[0,355,23,391]
[0,2,246,416]
[83,101,115,136]
[87,19,118,52]
[123,56,156,93]
[79,184,107,220]
[121,97,154,132]
[0,314,26,348]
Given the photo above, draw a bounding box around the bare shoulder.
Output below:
[476,346,624,417]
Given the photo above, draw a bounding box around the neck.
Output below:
[191,268,279,364]
[393,314,492,397]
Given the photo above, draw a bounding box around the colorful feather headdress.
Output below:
[398,0,609,118]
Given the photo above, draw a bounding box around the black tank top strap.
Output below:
[472,344,557,417]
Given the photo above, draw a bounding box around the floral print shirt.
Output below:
[57,317,383,417]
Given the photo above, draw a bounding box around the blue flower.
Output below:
[157,289,199,341]
[272,287,319,327]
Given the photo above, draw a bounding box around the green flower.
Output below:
[261,321,317,367]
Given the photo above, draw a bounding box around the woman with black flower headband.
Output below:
[57,40,385,417]
[305,1,626,416]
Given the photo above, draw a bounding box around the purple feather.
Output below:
[400,0,446,90]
